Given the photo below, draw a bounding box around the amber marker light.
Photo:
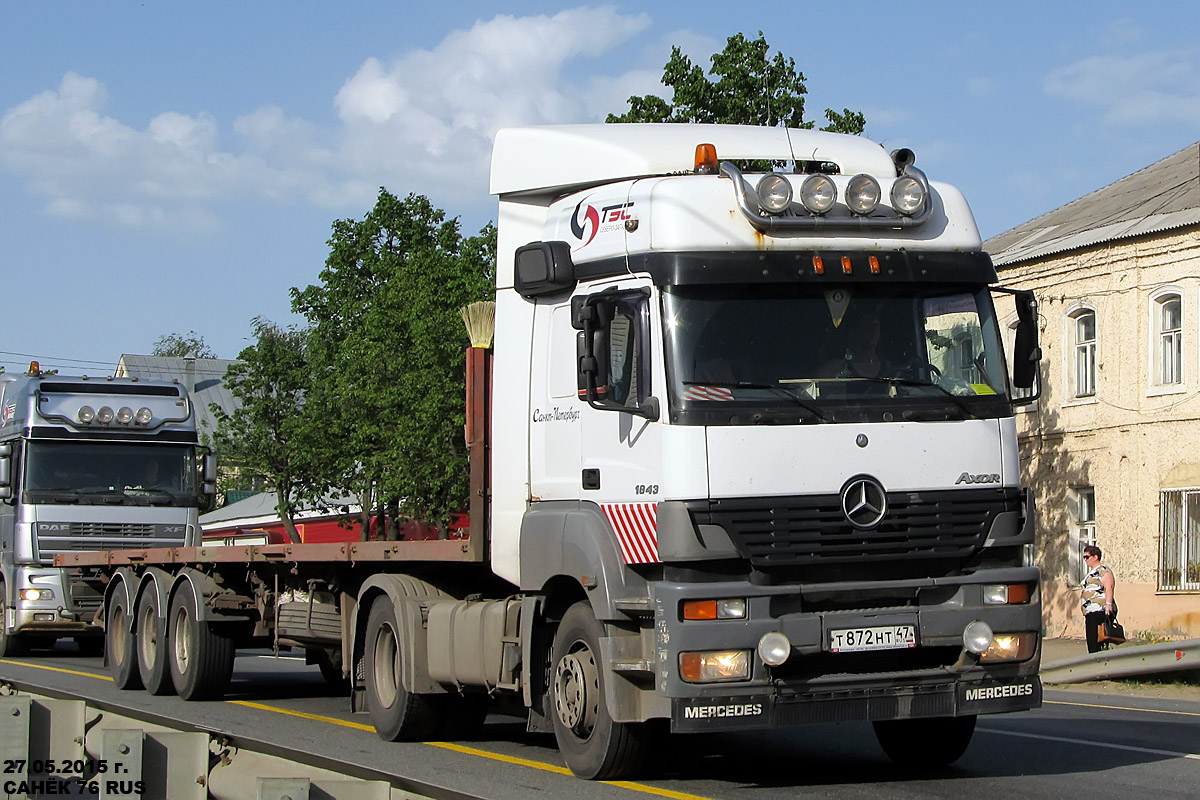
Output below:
[869,255,881,274]
[841,256,853,274]
[813,256,824,275]
[695,143,719,174]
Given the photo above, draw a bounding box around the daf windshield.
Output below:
[662,283,1012,425]
[23,442,200,506]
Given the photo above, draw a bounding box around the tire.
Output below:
[0,585,28,658]
[135,588,175,695]
[873,715,977,768]
[107,583,142,689]
[167,588,234,700]
[364,599,443,741]
[550,601,651,780]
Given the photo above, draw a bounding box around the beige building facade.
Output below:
[986,143,1200,639]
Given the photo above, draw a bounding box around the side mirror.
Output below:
[572,290,660,421]
[1012,290,1042,391]
[515,241,576,299]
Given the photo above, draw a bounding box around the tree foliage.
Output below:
[151,330,217,359]
[211,318,312,542]
[606,32,866,134]
[290,190,495,537]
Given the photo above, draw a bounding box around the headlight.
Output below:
[800,174,837,214]
[983,584,1032,605]
[135,407,154,425]
[679,650,751,683]
[846,174,881,215]
[757,632,792,666]
[963,620,994,654]
[20,588,54,602]
[78,405,96,424]
[116,406,134,424]
[755,174,793,214]
[980,633,1037,662]
[891,176,926,216]
[96,406,115,424]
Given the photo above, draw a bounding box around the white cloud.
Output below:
[0,7,655,229]
[1044,51,1200,127]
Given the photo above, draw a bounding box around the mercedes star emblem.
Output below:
[841,476,888,529]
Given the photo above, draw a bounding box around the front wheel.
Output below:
[167,588,234,700]
[873,715,977,768]
[550,601,651,780]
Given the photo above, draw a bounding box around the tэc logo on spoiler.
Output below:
[571,201,634,246]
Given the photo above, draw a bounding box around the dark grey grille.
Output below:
[35,522,188,561]
[699,489,1018,567]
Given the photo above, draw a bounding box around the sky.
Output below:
[3,1,1199,373]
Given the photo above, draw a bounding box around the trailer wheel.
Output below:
[550,601,651,779]
[873,715,977,768]
[364,599,441,741]
[168,588,234,701]
[0,585,28,658]
[107,582,142,689]
[135,588,175,695]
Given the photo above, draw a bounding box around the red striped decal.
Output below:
[602,503,660,564]
[682,385,734,402]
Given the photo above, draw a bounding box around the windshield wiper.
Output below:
[868,376,982,420]
[682,380,830,422]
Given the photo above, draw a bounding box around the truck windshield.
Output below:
[23,442,199,506]
[662,283,1012,425]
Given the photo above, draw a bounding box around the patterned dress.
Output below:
[1080,563,1113,614]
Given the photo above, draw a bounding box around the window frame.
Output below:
[1159,487,1200,592]
[1065,305,1097,402]
[1148,287,1184,395]
[1069,486,1097,586]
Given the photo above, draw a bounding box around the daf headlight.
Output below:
[135,407,153,425]
[116,406,134,424]
[20,588,55,602]
[800,174,837,214]
[846,174,881,215]
[756,174,793,214]
[78,405,96,424]
[891,176,926,216]
[96,406,115,424]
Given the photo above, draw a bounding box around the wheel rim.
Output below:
[110,602,128,666]
[371,621,400,708]
[172,607,190,674]
[138,602,157,666]
[553,639,599,736]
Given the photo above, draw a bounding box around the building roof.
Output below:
[984,142,1200,267]
[115,355,242,439]
[200,490,360,529]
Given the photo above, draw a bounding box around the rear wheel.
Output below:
[168,588,234,700]
[0,586,28,658]
[135,589,174,695]
[107,582,141,689]
[873,715,977,768]
[364,599,442,741]
[550,601,651,779]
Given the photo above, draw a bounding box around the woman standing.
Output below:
[1080,544,1117,653]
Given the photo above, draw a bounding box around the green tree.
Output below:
[291,190,494,538]
[211,318,312,543]
[607,31,866,134]
[151,331,217,359]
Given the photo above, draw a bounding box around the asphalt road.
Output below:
[2,643,1197,800]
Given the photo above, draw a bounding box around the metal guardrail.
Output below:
[1040,638,1200,684]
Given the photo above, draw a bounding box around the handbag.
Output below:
[1097,613,1126,645]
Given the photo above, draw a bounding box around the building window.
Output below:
[1160,488,1200,591]
[1070,487,1097,584]
[1153,293,1182,386]
[1069,309,1096,399]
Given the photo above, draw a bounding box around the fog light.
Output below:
[891,175,926,216]
[135,407,154,425]
[846,174,881,215]
[96,406,115,424]
[757,632,792,666]
[680,650,751,683]
[963,620,994,654]
[980,633,1037,662]
[20,588,54,602]
[78,405,96,424]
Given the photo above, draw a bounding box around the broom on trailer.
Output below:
[461,301,495,545]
